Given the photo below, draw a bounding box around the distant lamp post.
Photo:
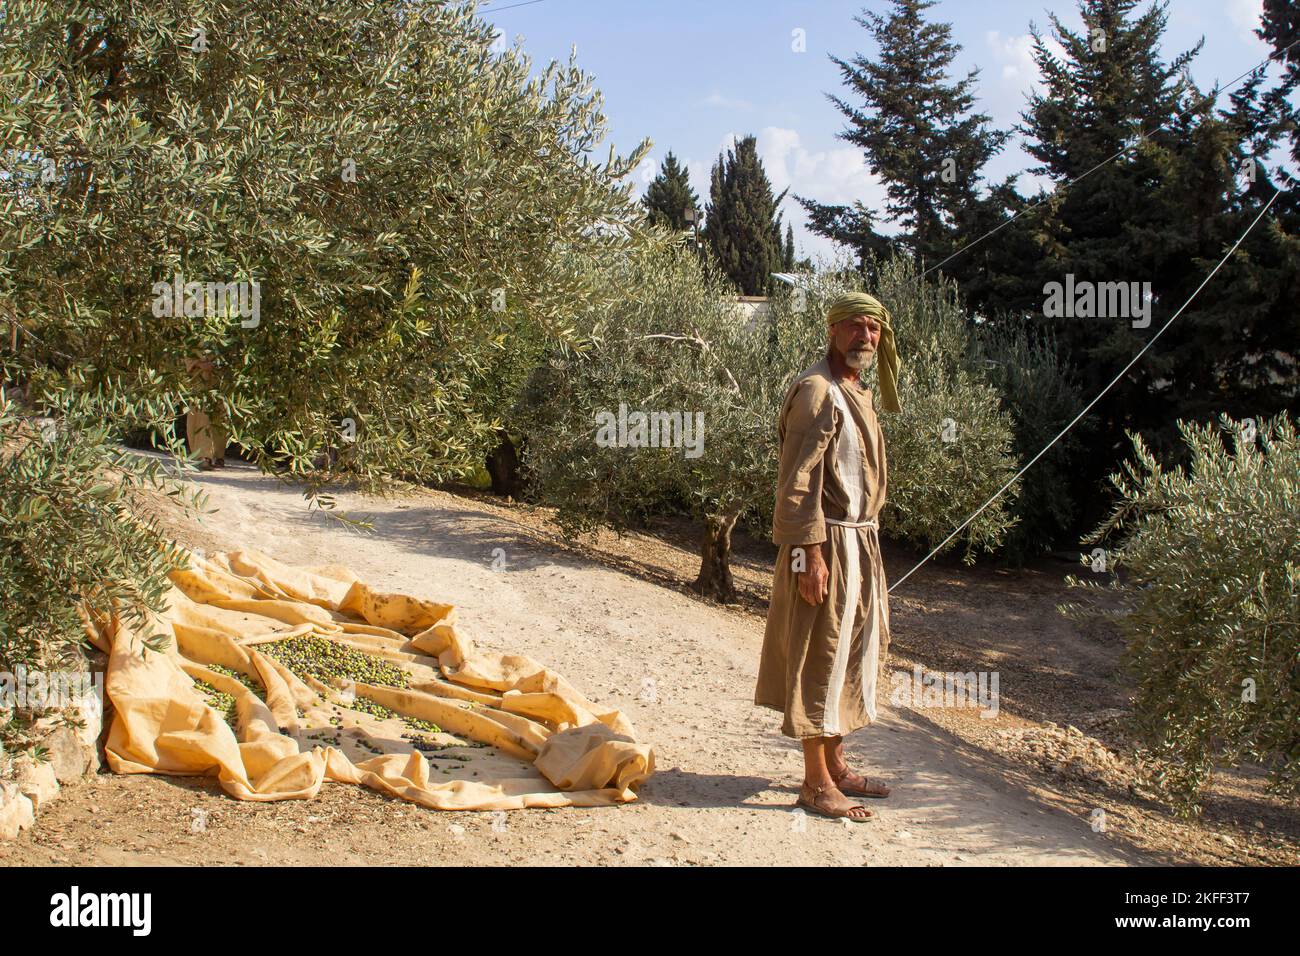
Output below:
[683,206,700,252]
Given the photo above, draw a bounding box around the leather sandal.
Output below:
[830,766,891,798]
[795,782,874,822]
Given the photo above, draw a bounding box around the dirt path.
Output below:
[4,461,1150,866]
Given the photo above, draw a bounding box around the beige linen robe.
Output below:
[184,356,227,463]
[186,408,228,462]
[755,356,892,739]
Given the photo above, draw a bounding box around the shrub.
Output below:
[972,319,1088,562]
[1069,413,1300,810]
[0,392,198,760]
[869,257,1021,560]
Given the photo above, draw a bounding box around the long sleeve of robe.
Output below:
[754,356,893,739]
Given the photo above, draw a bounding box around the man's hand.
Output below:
[797,544,829,606]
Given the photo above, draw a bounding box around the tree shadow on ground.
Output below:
[736,708,1163,864]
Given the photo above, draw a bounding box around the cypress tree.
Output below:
[702,135,787,295]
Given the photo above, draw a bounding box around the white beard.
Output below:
[844,349,871,369]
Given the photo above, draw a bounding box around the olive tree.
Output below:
[867,256,1021,560]
[1069,413,1300,810]
[0,0,653,755]
[519,248,1022,601]
[972,320,1087,562]
[1,0,650,488]
[0,392,197,761]
[519,239,766,601]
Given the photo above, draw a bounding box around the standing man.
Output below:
[755,291,901,822]
[184,355,227,470]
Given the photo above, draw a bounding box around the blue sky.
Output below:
[479,0,1289,260]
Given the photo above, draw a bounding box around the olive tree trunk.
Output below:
[693,510,740,603]
[485,430,524,498]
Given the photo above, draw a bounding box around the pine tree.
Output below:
[1019,0,1298,526]
[1199,0,1299,421]
[702,136,787,295]
[643,152,699,231]
[799,0,1010,283]
[1259,0,1300,166]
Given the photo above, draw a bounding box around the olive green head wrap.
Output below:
[826,291,901,413]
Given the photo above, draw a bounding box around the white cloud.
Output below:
[698,90,754,111]
[1226,0,1263,39]
[755,126,888,261]
[987,30,1040,91]
[983,29,1066,126]
[981,28,1067,191]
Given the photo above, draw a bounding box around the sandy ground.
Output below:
[4,458,1294,866]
